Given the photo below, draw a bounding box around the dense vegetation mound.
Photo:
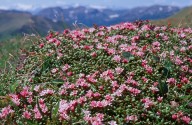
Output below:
[0,21,192,125]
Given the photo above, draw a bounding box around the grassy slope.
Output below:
[152,6,192,27]
[0,11,68,41]
[0,36,39,69]
[0,12,32,33]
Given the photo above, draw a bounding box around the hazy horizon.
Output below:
[1,0,192,11]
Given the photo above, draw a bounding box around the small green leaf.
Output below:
[52,102,59,119]
[157,80,168,96]
[122,52,134,61]
[10,82,19,93]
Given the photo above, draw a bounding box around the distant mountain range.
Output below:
[0,5,181,40]
[36,5,180,26]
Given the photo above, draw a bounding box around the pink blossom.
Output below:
[20,86,32,97]
[55,40,61,46]
[62,64,70,72]
[181,65,189,72]
[91,52,97,57]
[141,98,154,109]
[33,105,42,119]
[39,43,44,48]
[181,77,189,84]
[34,85,40,92]
[152,41,160,47]
[144,65,153,74]
[180,33,186,38]
[141,25,151,31]
[39,99,48,113]
[150,86,159,93]
[40,89,54,96]
[125,115,138,122]
[141,77,148,83]
[131,36,140,42]
[175,57,183,65]
[28,96,33,104]
[107,48,116,55]
[180,47,186,52]
[181,116,191,124]
[51,68,59,73]
[0,105,14,119]
[112,55,121,63]
[22,110,31,119]
[172,114,178,120]
[157,97,163,102]
[166,78,176,85]
[100,69,114,81]
[9,94,20,106]
[127,87,141,96]
[115,67,124,75]
[108,121,117,125]
[111,81,119,89]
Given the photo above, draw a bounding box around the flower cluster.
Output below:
[0,21,191,124]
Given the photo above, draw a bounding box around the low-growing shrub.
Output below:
[0,21,192,125]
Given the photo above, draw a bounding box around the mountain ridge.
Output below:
[0,5,181,40]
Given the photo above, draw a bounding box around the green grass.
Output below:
[0,35,38,69]
[152,6,192,27]
[0,13,32,33]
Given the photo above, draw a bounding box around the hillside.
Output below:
[0,10,67,40]
[0,21,191,124]
[152,6,192,27]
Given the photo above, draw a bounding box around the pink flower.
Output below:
[170,101,179,108]
[166,78,176,85]
[172,114,178,120]
[51,68,59,73]
[83,45,93,51]
[112,55,121,63]
[152,41,160,47]
[141,98,154,109]
[126,115,138,122]
[157,96,163,102]
[175,57,183,65]
[20,86,32,97]
[62,64,70,72]
[100,70,114,81]
[34,85,40,92]
[39,43,44,48]
[38,99,48,113]
[181,77,189,84]
[144,65,153,74]
[149,86,159,93]
[9,94,20,106]
[55,40,61,46]
[108,121,117,125]
[181,65,188,72]
[0,105,14,119]
[142,25,151,31]
[180,33,186,38]
[40,89,54,96]
[115,67,124,75]
[22,110,31,119]
[131,36,139,42]
[107,48,116,55]
[127,87,141,96]
[91,52,97,57]
[181,116,191,124]
[33,105,42,119]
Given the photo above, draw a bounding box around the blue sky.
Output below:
[0,0,192,10]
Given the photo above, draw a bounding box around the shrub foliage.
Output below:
[0,21,192,124]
